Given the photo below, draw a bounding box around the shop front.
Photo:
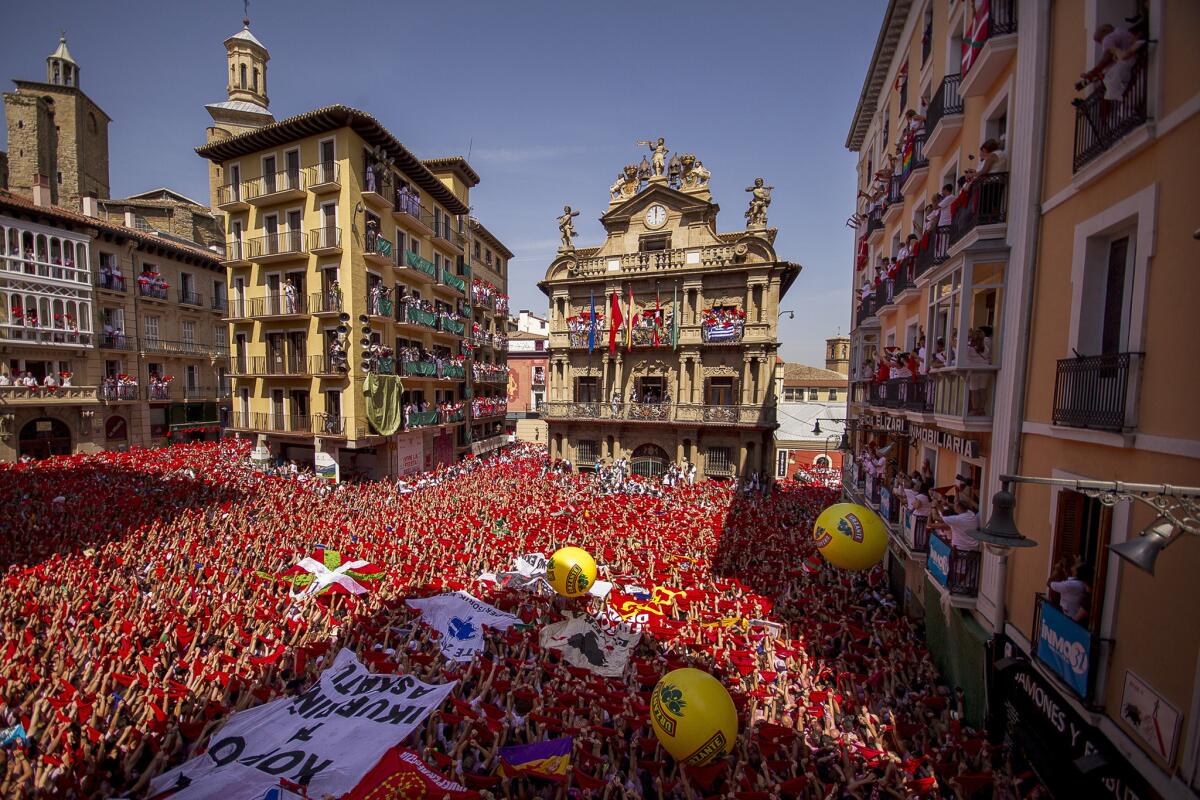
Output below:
[989,634,1163,800]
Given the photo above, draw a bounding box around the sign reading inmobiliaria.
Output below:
[149,649,456,800]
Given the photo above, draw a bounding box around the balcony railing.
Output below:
[572,244,739,276]
[404,251,438,279]
[931,369,995,419]
[367,292,394,318]
[244,169,304,201]
[441,269,467,294]
[247,231,307,259]
[183,385,217,400]
[899,133,928,186]
[212,295,228,312]
[179,289,202,306]
[439,362,466,380]
[901,509,930,553]
[364,233,393,262]
[855,296,876,327]
[864,207,884,238]
[393,186,423,220]
[310,354,346,375]
[310,226,342,251]
[541,401,777,426]
[1072,52,1148,172]
[216,182,246,207]
[567,329,604,348]
[927,531,981,596]
[913,225,950,276]
[398,304,438,330]
[308,162,340,188]
[1033,593,1100,701]
[141,338,218,356]
[402,359,438,378]
[248,293,306,317]
[964,0,1017,80]
[406,409,439,429]
[631,326,670,347]
[700,320,745,344]
[101,383,139,402]
[99,333,134,350]
[926,74,963,134]
[310,290,343,315]
[137,282,169,300]
[0,325,94,346]
[146,383,177,401]
[1052,352,1139,432]
[949,172,1009,247]
[439,316,465,336]
[98,273,126,292]
[886,174,904,208]
[0,384,101,404]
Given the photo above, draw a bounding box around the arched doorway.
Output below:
[631,443,670,478]
[19,417,72,460]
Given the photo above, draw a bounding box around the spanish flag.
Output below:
[498,736,573,780]
[626,284,634,349]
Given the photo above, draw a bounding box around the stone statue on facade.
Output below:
[636,137,669,180]
[610,165,642,202]
[745,178,774,228]
[678,154,711,190]
[557,205,580,250]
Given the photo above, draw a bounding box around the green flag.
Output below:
[671,282,680,349]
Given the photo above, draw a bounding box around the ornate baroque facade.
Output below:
[540,143,798,480]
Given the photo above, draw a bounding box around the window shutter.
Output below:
[1053,490,1085,565]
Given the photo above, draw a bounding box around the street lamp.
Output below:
[779,310,795,320]
[967,474,1200,575]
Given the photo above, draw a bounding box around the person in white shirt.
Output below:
[0,372,9,386]
[1049,566,1091,623]
[934,499,980,552]
[43,372,59,389]
[937,183,956,227]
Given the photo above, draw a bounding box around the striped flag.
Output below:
[961,0,990,74]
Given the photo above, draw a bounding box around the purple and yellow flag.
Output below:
[498,736,573,779]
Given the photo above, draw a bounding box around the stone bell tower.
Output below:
[825,334,850,376]
[3,34,111,208]
[204,17,275,205]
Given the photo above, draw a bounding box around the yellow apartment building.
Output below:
[464,217,512,454]
[540,143,798,480]
[197,24,506,479]
[846,2,1200,797]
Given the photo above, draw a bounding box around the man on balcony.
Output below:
[1083,23,1145,102]
[931,497,981,552]
[1048,558,1092,625]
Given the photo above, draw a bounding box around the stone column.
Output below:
[563,359,573,401]
[757,356,771,404]
[741,357,753,405]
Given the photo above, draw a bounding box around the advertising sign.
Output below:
[395,433,423,476]
[926,531,950,587]
[880,487,893,522]
[314,450,338,483]
[1035,599,1091,697]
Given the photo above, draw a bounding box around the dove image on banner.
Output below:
[540,612,640,678]
[148,649,455,800]
[406,591,520,662]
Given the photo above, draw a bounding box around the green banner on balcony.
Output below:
[442,271,466,292]
[363,373,404,436]
[441,318,465,336]
[406,307,437,328]
[409,409,438,428]
[404,360,437,377]
[405,250,437,277]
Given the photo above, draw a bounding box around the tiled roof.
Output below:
[195,104,468,215]
[782,363,848,387]
[468,218,514,259]
[226,26,266,49]
[424,157,481,187]
[0,190,222,265]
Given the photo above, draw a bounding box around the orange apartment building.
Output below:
[845,2,1199,797]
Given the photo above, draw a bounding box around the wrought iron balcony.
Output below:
[99,333,134,350]
[900,509,930,554]
[137,282,169,300]
[1052,352,1139,432]
[179,289,202,307]
[1073,52,1148,172]
[927,530,981,597]
[307,162,341,192]
[97,273,126,292]
[248,293,306,318]
[925,74,963,156]
[310,226,342,253]
[948,172,1009,247]
[541,401,777,427]
[247,231,307,261]
[913,225,950,277]
[140,338,218,356]
[245,169,305,205]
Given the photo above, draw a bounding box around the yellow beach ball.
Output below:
[650,668,738,766]
[546,546,597,597]
[812,502,887,571]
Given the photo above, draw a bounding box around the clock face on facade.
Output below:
[644,204,667,229]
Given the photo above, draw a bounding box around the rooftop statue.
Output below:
[636,137,669,180]
[557,205,580,250]
[745,178,774,229]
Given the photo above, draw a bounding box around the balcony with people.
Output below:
[565,311,604,348]
[402,250,438,282]
[136,268,170,301]
[700,306,745,344]
[248,284,307,319]
[1,294,93,346]
[361,164,393,210]
[924,262,1002,428]
[396,297,439,331]
[363,218,393,267]
[924,496,983,601]
[1071,24,1148,172]
[899,132,929,196]
[959,0,1018,97]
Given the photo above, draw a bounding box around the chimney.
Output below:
[31,174,51,207]
[124,210,136,228]
[81,196,99,218]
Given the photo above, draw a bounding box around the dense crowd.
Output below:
[0,441,1041,799]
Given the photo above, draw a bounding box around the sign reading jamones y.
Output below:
[150,649,456,800]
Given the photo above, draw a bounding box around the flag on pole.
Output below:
[608,291,623,355]
[587,290,596,354]
[671,283,680,349]
[626,284,634,350]
[653,291,662,346]
[961,0,990,75]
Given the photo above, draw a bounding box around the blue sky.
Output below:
[0,0,885,366]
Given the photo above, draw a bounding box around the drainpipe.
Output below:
[990,0,1053,635]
